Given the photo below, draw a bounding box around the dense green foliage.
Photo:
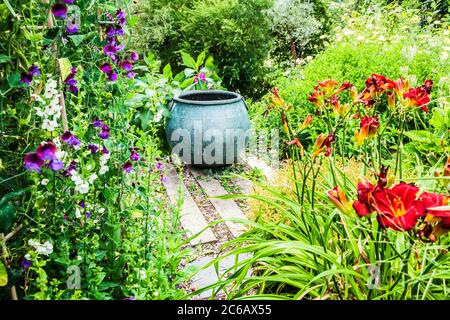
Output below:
[132,0,273,97]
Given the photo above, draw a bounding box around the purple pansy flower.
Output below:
[104,44,117,56]
[63,160,77,177]
[115,44,125,52]
[116,10,126,25]
[114,26,124,36]
[28,65,41,77]
[49,160,64,171]
[20,73,33,85]
[51,3,68,19]
[130,52,139,62]
[36,141,57,161]
[79,200,85,208]
[88,144,99,154]
[120,60,133,72]
[68,85,78,93]
[99,125,110,140]
[86,212,91,219]
[62,0,76,3]
[130,150,140,162]
[126,72,136,79]
[24,153,44,172]
[22,260,32,271]
[61,131,81,146]
[66,20,79,34]
[100,63,112,74]
[107,72,118,82]
[92,118,103,127]
[101,146,109,154]
[105,26,116,38]
[122,161,134,173]
[160,174,168,183]
[156,161,164,170]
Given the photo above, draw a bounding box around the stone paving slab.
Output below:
[189,253,253,299]
[231,176,254,195]
[190,167,247,238]
[163,165,216,245]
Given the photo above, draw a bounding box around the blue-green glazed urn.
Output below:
[165,90,250,167]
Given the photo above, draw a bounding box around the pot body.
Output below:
[165,90,250,167]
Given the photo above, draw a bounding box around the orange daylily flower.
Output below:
[327,185,353,215]
[354,115,379,146]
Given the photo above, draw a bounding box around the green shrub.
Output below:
[132,0,273,98]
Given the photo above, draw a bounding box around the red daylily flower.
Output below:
[352,180,375,217]
[365,74,394,95]
[388,78,410,97]
[318,79,338,94]
[354,115,379,146]
[371,183,425,231]
[333,81,353,95]
[419,192,450,227]
[312,133,335,158]
[403,87,430,112]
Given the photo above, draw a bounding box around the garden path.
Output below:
[163,155,275,299]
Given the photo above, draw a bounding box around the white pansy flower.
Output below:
[75,182,89,194]
[55,150,67,160]
[89,173,98,184]
[100,154,110,166]
[25,253,31,260]
[99,165,109,175]
[71,173,83,184]
[44,80,58,99]
[46,99,62,116]
[75,207,82,218]
[98,208,105,214]
[34,107,45,117]
[42,118,58,131]
[41,179,49,186]
[139,269,147,279]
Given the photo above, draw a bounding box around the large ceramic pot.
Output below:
[165,90,250,167]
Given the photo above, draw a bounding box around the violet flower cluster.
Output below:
[51,1,78,34]
[64,67,79,93]
[100,9,138,81]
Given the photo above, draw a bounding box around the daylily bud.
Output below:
[287,138,304,156]
[350,86,358,103]
[387,92,395,111]
[300,115,313,131]
[327,185,353,216]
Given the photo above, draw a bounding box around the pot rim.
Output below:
[173,90,243,105]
